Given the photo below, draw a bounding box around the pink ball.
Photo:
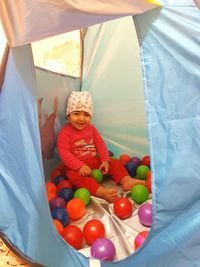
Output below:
[138,202,152,227]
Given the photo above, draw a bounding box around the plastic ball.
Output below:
[47,191,57,202]
[125,162,137,177]
[51,207,69,227]
[83,219,106,246]
[91,238,116,261]
[113,197,133,219]
[73,188,91,206]
[130,156,141,167]
[141,155,150,167]
[58,188,74,202]
[136,165,150,180]
[52,175,66,186]
[131,184,149,204]
[45,182,57,193]
[138,202,152,227]
[119,154,131,165]
[134,231,149,250]
[91,169,103,183]
[53,219,64,234]
[66,198,86,220]
[146,170,152,193]
[61,225,83,250]
[57,180,73,193]
[49,196,66,210]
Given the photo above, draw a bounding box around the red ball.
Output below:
[146,170,152,193]
[119,154,131,165]
[66,198,86,220]
[113,197,133,219]
[61,225,83,250]
[57,180,73,193]
[83,219,105,246]
[141,155,150,167]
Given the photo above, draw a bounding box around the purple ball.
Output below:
[91,238,116,261]
[49,196,66,210]
[125,162,137,177]
[138,202,152,227]
[130,156,142,167]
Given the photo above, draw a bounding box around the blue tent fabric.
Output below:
[1,1,200,267]
[0,46,89,266]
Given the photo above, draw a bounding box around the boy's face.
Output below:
[68,111,91,130]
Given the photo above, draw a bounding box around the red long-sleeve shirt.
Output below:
[57,123,110,170]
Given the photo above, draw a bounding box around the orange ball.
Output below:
[53,219,64,234]
[146,170,152,193]
[47,191,57,202]
[46,181,57,193]
[66,198,86,220]
[119,154,131,165]
[57,180,73,193]
[61,225,83,250]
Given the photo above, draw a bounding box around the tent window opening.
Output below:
[32,30,81,78]
[0,21,7,66]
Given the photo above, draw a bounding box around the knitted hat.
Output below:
[66,91,93,117]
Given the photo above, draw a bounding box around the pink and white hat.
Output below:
[66,91,93,117]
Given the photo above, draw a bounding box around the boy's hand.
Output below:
[79,165,92,176]
[99,161,110,175]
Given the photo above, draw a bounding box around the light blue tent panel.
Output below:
[0,1,200,267]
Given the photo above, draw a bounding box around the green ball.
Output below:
[131,184,149,204]
[136,165,150,180]
[73,188,91,206]
[91,169,103,183]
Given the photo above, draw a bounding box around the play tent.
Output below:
[1,0,200,266]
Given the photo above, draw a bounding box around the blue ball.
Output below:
[52,175,66,185]
[58,188,74,202]
[125,162,137,177]
[51,207,69,227]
